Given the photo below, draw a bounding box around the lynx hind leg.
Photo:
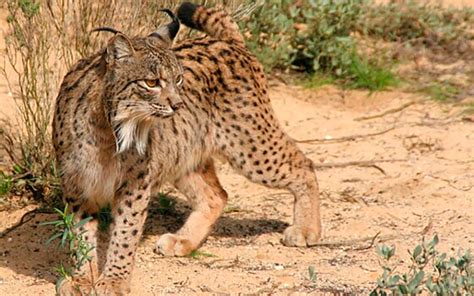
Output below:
[218,122,321,247]
[155,159,228,256]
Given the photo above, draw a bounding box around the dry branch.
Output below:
[295,126,396,144]
[312,158,407,174]
[426,174,473,192]
[354,100,421,121]
[311,220,434,251]
[0,207,53,238]
[310,232,397,250]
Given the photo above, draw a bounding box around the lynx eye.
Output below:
[144,79,160,88]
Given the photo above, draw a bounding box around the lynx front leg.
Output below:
[94,172,152,295]
[155,160,228,256]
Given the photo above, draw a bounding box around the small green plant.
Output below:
[41,205,95,282]
[0,171,14,197]
[302,73,335,89]
[348,54,397,91]
[308,265,318,283]
[18,0,40,18]
[462,102,474,115]
[189,250,216,259]
[156,192,175,215]
[423,83,460,102]
[371,235,473,295]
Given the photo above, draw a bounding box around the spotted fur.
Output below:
[153,2,321,259]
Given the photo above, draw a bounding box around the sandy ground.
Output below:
[0,1,473,295]
[0,83,473,295]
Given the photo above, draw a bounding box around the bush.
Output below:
[371,235,473,295]
[241,0,364,76]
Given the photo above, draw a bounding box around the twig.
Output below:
[311,232,397,250]
[426,174,473,192]
[353,232,381,251]
[312,220,434,251]
[312,159,407,174]
[295,126,396,144]
[354,100,420,121]
[0,207,54,238]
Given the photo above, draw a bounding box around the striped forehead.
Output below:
[137,44,181,78]
[148,50,178,75]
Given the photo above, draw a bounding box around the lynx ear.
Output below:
[148,9,180,48]
[106,34,134,63]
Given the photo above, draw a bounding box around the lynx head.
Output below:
[99,10,184,155]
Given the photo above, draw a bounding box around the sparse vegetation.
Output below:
[371,235,473,295]
[189,250,217,259]
[40,205,95,286]
[301,73,335,89]
[241,0,472,91]
[308,265,318,283]
[0,171,14,197]
[358,0,474,51]
[348,53,398,91]
[422,83,461,102]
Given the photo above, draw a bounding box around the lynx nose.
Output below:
[171,102,183,111]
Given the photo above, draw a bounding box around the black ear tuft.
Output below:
[159,9,180,40]
[148,9,180,47]
[177,2,200,30]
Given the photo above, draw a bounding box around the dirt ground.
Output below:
[0,1,473,296]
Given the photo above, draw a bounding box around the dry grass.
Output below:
[0,0,254,206]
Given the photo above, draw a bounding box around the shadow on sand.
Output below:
[0,195,289,284]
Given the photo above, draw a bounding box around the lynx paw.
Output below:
[282,225,321,247]
[93,278,130,296]
[155,233,194,256]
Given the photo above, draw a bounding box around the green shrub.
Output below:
[240,0,297,71]
[371,235,473,295]
[291,0,363,76]
[422,83,461,102]
[241,0,364,76]
[348,53,398,91]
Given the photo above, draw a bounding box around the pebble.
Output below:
[273,264,284,271]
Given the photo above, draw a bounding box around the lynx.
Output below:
[52,3,321,295]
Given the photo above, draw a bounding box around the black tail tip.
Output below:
[177,2,200,29]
